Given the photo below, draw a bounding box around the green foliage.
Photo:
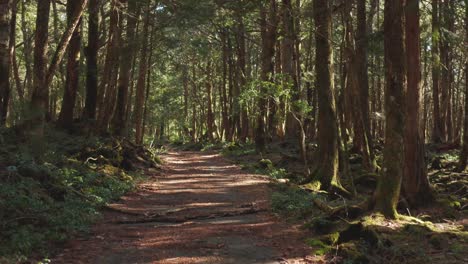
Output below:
[271,186,315,218]
[0,130,140,261]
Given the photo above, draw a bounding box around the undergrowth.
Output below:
[0,127,150,262]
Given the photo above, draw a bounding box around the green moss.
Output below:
[337,242,369,264]
[305,239,332,256]
[301,181,321,192]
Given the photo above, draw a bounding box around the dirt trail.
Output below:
[52,151,314,264]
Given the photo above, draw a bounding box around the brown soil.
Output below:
[52,151,316,264]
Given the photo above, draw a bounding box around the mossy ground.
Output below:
[0,127,160,262]
[207,140,468,263]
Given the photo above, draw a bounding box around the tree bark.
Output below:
[58,0,84,130]
[134,2,150,145]
[256,0,277,152]
[282,0,299,138]
[403,0,433,207]
[374,0,406,219]
[432,0,442,143]
[83,0,99,120]
[0,0,11,126]
[112,0,140,136]
[30,0,51,133]
[312,0,340,191]
[458,0,468,171]
[356,0,376,171]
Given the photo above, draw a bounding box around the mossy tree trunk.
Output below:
[374,0,406,219]
[313,0,340,190]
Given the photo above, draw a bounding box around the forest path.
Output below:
[52,151,314,264]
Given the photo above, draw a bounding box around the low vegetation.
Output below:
[0,128,160,262]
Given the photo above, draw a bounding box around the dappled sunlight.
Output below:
[52,150,313,263]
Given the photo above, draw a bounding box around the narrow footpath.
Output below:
[52,151,314,264]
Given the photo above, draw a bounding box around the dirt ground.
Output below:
[51,151,316,264]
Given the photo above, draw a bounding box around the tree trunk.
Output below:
[112,0,140,136]
[432,0,442,143]
[282,0,299,138]
[403,0,433,207]
[374,0,406,219]
[97,0,120,129]
[356,0,376,171]
[458,1,468,171]
[312,0,340,191]
[134,3,150,145]
[256,0,277,152]
[58,0,84,130]
[30,0,51,133]
[83,0,99,121]
[206,60,215,142]
[0,0,11,126]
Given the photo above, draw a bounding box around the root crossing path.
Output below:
[53,151,314,264]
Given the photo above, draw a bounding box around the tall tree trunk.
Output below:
[356,0,376,171]
[0,0,11,126]
[374,0,406,219]
[134,3,150,145]
[206,60,215,142]
[112,0,140,135]
[282,0,299,138]
[432,0,442,143]
[236,14,248,142]
[83,0,99,120]
[312,0,340,191]
[220,28,230,140]
[58,0,84,130]
[30,0,51,134]
[256,0,277,152]
[458,1,468,171]
[97,0,120,129]
[403,0,433,207]
[20,0,32,97]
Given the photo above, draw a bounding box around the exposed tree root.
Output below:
[112,206,267,225]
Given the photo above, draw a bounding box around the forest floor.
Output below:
[51,150,317,264]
